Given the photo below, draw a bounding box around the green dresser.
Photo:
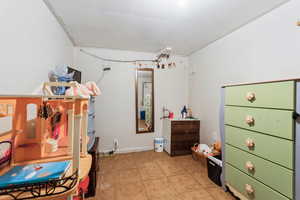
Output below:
[221,80,300,200]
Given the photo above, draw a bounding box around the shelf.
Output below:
[13,156,73,166]
[0,168,78,200]
[14,143,71,165]
[42,146,71,158]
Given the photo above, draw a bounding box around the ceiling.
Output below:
[45,0,289,56]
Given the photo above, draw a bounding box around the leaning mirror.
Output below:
[135,68,154,134]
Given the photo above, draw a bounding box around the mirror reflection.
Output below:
[136,68,154,133]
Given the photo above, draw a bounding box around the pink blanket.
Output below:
[66,81,101,98]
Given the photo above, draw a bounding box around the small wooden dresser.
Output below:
[221,79,300,200]
[163,119,200,156]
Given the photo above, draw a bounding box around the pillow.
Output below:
[0,141,11,166]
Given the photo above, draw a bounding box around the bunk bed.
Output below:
[0,83,92,200]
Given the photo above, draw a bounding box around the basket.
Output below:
[191,146,220,168]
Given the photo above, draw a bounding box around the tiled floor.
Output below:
[88,151,236,200]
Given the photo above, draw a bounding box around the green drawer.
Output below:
[226,145,293,198]
[225,126,294,169]
[226,164,290,200]
[225,81,295,110]
[225,106,294,140]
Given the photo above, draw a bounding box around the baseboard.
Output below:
[101,146,153,154]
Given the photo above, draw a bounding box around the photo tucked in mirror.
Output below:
[136,68,154,133]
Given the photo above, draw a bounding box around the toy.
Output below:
[0,85,91,200]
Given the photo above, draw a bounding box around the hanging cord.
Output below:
[80,49,158,63]
[79,49,161,85]
[96,67,109,85]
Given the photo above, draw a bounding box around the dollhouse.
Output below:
[0,83,92,200]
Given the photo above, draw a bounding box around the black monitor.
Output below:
[67,67,82,83]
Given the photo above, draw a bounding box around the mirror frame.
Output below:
[135,68,155,134]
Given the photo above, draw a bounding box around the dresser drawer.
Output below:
[226,164,289,200]
[171,121,200,125]
[171,121,199,132]
[225,81,295,109]
[225,126,294,169]
[226,145,293,198]
[225,106,294,140]
[171,141,194,156]
[172,133,199,141]
[171,127,199,134]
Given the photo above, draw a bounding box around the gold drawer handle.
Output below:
[246,92,256,102]
[245,161,255,171]
[245,115,254,125]
[245,184,255,194]
[245,138,255,148]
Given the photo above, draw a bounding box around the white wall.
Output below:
[189,0,300,145]
[0,1,73,94]
[74,47,189,153]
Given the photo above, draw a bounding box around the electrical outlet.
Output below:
[113,139,119,151]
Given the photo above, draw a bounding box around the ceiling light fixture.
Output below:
[156,47,176,69]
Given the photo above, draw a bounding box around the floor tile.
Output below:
[168,174,202,193]
[138,161,165,181]
[98,173,117,190]
[193,172,217,189]
[115,168,142,184]
[100,157,116,174]
[113,157,137,171]
[157,159,186,176]
[97,185,115,200]
[116,182,148,200]
[178,190,215,200]
[143,178,177,199]
[207,187,237,200]
[179,159,204,174]
[92,151,235,200]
